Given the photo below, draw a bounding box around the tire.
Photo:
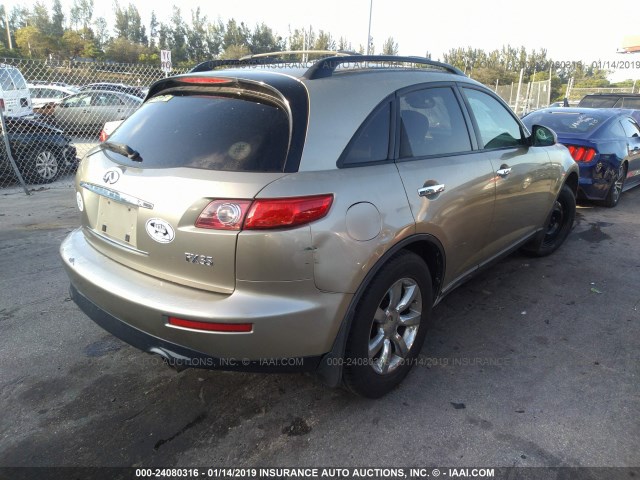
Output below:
[602,163,626,208]
[21,149,60,184]
[343,251,433,398]
[521,184,575,257]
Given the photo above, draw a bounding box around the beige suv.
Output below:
[61,55,579,397]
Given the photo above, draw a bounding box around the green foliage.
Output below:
[105,37,147,63]
[382,37,398,56]
[0,0,629,107]
[250,23,284,55]
[15,25,55,57]
[114,2,147,45]
[220,44,250,60]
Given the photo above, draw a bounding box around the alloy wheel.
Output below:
[35,150,59,181]
[368,278,422,375]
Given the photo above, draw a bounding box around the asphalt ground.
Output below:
[0,182,638,473]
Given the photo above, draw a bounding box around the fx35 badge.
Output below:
[185,252,213,266]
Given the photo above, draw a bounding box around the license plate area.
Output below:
[96,196,138,247]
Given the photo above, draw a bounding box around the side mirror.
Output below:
[531,124,557,147]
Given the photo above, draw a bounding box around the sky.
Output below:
[42,0,640,81]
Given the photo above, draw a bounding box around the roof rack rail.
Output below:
[303,55,465,80]
[190,50,359,73]
[239,50,357,60]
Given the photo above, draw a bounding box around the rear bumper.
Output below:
[61,228,352,364]
[70,284,320,372]
[577,160,620,201]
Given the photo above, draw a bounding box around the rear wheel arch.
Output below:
[602,161,627,208]
[564,171,579,198]
[315,234,446,388]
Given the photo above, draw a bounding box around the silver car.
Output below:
[61,55,578,397]
[52,90,141,134]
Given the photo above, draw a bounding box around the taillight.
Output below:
[566,145,597,162]
[168,316,252,332]
[195,195,334,231]
[246,195,334,230]
[195,200,252,230]
[99,129,108,142]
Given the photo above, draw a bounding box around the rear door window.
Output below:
[64,93,92,107]
[94,92,123,106]
[105,92,290,172]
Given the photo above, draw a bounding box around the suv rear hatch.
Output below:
[77,74,307,294]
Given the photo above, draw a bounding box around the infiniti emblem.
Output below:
[103,169,121,184]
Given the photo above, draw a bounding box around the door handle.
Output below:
[418,184,445,197]
[496,167,512,177]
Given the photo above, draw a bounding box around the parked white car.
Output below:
[28,84,77,109]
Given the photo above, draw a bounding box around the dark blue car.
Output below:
[522,108,640,207]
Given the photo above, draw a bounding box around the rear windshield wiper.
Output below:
[100,141,143,162]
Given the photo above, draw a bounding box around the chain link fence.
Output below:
[494,78,552,116]
[1,57,631,194]
[0,57,190,193]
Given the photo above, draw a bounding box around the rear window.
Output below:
[9,69,27,89]
[0,69,15,90]
[105,93,290,172]
[522,111,608,135]
[577,96,618,108]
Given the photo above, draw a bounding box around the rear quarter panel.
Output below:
[254,164,415,294]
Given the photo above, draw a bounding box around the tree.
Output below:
[169,6,188,63]
[10,6,30,31]
[149,11,158,49]
[313,30,334,50]
[70,0,94,32]
[15,25,54,58]
[105,36,146,63]
[337,36,351,52]
[221,43,250,59]
[114,3,146,44]
[250,23,283,54]
[205,19,224,58]
[381,36,398,55]
[51,0,65,37]
[287,28,305,52]
[93,17,109,51]
[61,30,86,58]
[186,7,207,61]
[223,18,250,51]
[30,2,52,36]
[157,23,170,50]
